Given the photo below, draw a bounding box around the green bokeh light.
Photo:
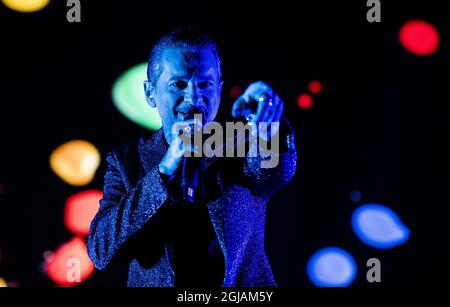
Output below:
[112,63,162,131]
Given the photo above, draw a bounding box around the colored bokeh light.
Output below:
[297,93,313,109]
[112,63,162,131]
[50,140,101,187]
[43,250,53,261]
[44,237,95,287]
[308,80,323,94]
[307,247,357,287]
[230,86,242,99]
[0,277,7,287]
[350,190,362,203]
[351,204,410,249]
[1,0,49,13]
[65,190,102,236]
[399,20,440,56]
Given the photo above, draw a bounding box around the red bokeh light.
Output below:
[297,93,314,109]
[65,190,102,236]
[308,80,323,94]
[44,237,95,287]
[230,86,242,99]
[399,20,440,56]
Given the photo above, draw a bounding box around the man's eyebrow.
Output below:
[198,76,215,82]
[168,74,216,82]
[168,75,188,82]
[198,71,217,80]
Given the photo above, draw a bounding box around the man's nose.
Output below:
[183,82,201,106]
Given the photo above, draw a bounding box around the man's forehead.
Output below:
[160,48,219,78]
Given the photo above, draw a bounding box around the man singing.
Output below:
[87,28,297,287]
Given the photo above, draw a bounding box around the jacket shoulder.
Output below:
[106,134,152,185]
[109,137,142,163]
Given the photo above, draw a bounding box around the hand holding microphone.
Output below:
[159,116,203,204]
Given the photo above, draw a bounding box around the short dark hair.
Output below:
[147,28,222,84]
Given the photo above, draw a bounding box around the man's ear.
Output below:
[144,80,156,108]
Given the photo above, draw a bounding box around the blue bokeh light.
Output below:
[307,247,357,287]
[351,203,410,249]
[350,190,362,203]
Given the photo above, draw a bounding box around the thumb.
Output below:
[232,97,250,118]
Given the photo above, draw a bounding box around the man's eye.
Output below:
[171,81,187,89]
[198,81,213,89]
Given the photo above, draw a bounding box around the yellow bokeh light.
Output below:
[0,277,7,287]
[50,140,101,187]
[1,0,50,13]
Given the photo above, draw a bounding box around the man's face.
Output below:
[145,47,223,143]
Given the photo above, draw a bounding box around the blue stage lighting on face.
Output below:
[351,204,410,249]
[307,247,357,287]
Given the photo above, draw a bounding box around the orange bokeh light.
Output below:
[50,140,101,186]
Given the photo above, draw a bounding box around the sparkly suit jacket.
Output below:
[87,122,297,287]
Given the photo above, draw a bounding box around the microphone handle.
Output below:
[181,157,200,205]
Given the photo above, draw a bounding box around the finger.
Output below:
[251,95,265,123]
[181,141,201,157]
[247,83,273,122]
[239,81,274,122]
[170,136,184,159]
[253,92,274,123]
[191,116,203,133]
[171,118,199,136]
[231,97,247,118]
[258,122,269,142]
[260,94,278,124]
[263,98,283,140]
[171,121,189,136]
[272,97,284,123]
[269,98,284,136]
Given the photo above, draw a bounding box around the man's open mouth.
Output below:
[176,110,203,121]
[176,111,190,121]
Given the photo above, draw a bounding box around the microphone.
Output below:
[181,156,200,205]
[180,121,201,205]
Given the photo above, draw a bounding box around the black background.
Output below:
[0,0,449,287]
